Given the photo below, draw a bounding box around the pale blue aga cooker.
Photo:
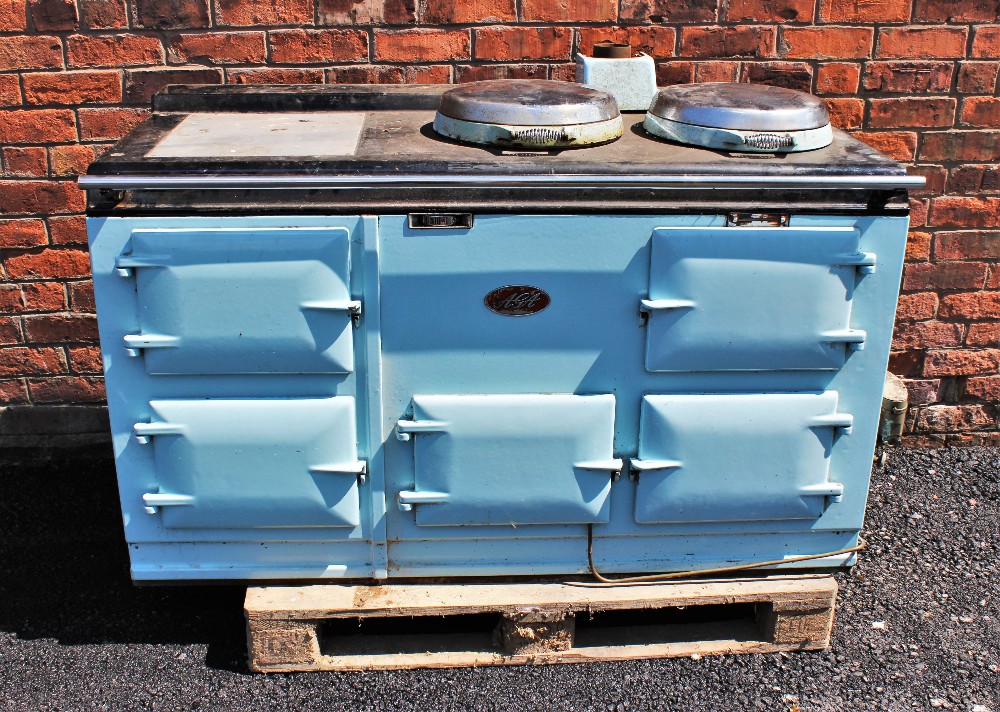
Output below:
[79,84,922,582]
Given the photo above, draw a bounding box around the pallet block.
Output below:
[245,574,838,672]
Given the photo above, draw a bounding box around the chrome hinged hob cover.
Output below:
[645,82,834,153]
[434,79,624,149]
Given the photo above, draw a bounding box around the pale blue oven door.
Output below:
[117,227,357,375]
[395,394,621,526]
[643,226,875,371]
[632,392,852,524]
[136,397,364,529]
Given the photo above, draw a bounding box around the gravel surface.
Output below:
[0,445,996,711]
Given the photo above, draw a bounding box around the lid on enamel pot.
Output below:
[433,79,624,149]
[644,82,833,153]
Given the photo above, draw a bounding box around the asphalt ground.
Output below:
[0,445,996,711]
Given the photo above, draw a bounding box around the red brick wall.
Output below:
[0,0,998,444]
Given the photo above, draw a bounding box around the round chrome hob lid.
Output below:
[643,82,833,153]
[434,79,623,149]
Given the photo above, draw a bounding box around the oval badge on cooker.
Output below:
[484,285,550,316]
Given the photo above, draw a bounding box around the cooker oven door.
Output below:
[632,391,851,524]
[117,226,357,375]
[643,226,872,372]
[395,394,620,526]
[136,397,363,529]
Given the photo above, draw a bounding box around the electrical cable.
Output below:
[583,524,867,586]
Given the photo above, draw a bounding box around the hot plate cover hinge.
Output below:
[727,212,789,227]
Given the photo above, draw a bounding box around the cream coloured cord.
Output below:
[583,524,867,586]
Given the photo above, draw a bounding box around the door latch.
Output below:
[408,213,474,230]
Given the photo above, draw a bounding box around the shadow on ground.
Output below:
[0,447,248,672]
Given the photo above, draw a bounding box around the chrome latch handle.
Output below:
[397,490,449,512]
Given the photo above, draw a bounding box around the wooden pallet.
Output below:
[245,574,838,672]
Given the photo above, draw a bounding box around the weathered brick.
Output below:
[971,26,1000,58]
[967,323,1000,346]
[124,68,222,104]
[903,262,988,291]
[270,30,370,64]
[0,109,76,144]
[929,197,1000,228]
[23,71,122,105]
[935,231,1000,260]
[868,98,956,129]
[966,376,1000,402]
[474,27,569,61]
[456,64,548,82]
[906,231,932,261]
[893,321,966,349]
[576,27,677,59]
[168,32,267,65]
[21,282,65,311]
[915,0,1000,22]
[67,34,163,68]
[78,107,149,140]
[68,345,102,373]
[135,0,208,27]
[988,267,1000,288]
[68,281,94,312]
[0,379,28,404]
[0,36,64,71]
[229,67,324,84]
[656,61,695,85]
[910,198,929,226]
[0,347,67,376]
[918,404,994,430]
[2,147,47,177]
[425,0,513,22]
[78,0,127,27]
[924,349,1000,376]
[781,27,873,59]
[957,62,999,94]
[28,376,105,403]
[826,97,864,129]
[29,0,78,29]
[697,61,740,83]
[0,317,22,345]
[681,26,776,58]
[621,0,718,22]
[921,132,1000,162]
[816,63,861,94]
[908,165,947,195]
[23,313,98,343]
[853,131,917,161]
[0,287,23,313]
[0,74,20,107]
[742,61,813,92]
[3,248,90,279]
[948,164,1000,194]
[896,292,938,320]
[863,61,953,94]
[829,0,913,21]
[319,0,415,23]
[0,219,47,248]
[47,215,87,244]
[903,378,941,406]
[523,0,615,20]
[215,0,312,25]
[940,291,1000,319]
[728,0,813,22]
[962,97,1000,128]
[878,27,969,59]
[0,0,27,29]
[889,350,923,375]
[0,181,84,216]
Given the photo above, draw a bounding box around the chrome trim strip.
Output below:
[79,173,926,191]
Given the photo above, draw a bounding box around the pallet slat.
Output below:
[245,575,838,672]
